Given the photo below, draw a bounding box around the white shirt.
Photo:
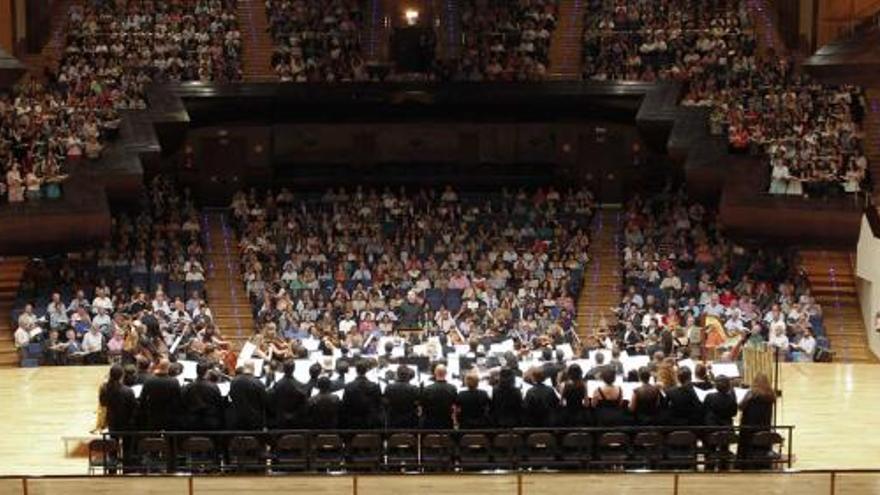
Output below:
[338,318,357,334]
[14,327,30,349]
[82,331,104,353]
[93,296,113,313]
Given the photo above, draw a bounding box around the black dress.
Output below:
[491,384,523,427]
[593,386,628,427]
[737,391,775,463]
[560,380,592,426]
[631,384,662,426]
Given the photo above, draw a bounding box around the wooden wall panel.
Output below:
[522,474,674,495]
[194,476,352,495]
[27,478,188,495]
[835,473,880,495]
[678,474,831,495]
[0,479,22,495]
[358,475,517,495]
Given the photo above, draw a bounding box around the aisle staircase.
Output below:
[238,0,276,82]
[548,0,585,80]
[438,0,462,60]
[747,0,787,56]
[0,257,29,368]
[203,211,254,348]
[800,250,877,363]
[17,0,71,81]
[576,209,622,342]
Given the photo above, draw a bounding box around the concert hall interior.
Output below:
[1,0,880,492]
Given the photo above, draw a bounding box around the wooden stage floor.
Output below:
[0,363,877,476]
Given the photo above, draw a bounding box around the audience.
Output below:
[12,176,219,367]
[266,0,367,82]
[1,0,243,204]
[581,0,867,196]
[455,0,559,81]
[230,185,593,357]
[607,186,826,362]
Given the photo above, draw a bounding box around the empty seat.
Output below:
[492,433,522,469]
[311,434,344,471]
[703,430,737,471]
[180,436,217,473]
[88,439,120,475]
[421,434,454,471]
[663,431,698,469]
[136,437,169,473]
[458,434,491,469]
[385,433,418,470]
[595,432,630,468]
[522,432,558,467]
[347,434,382,471]
[227,436,265,473]
[272,434,308,471]
[632,431,664,469]
[560,432,593,467]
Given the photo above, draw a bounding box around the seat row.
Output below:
[89,429,788,474]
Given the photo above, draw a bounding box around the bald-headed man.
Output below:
[139,359,182,430]
[420,364,457,429]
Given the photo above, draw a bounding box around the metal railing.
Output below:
[93,425,794,475]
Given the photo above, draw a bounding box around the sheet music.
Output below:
[236,341,256,368]
[179,360,198,380]
[711,362,741,378]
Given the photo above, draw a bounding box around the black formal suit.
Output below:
[269,376,309,429]
[456,388,491,429]
[139,374,181,430]
[383,380,421,428]
[666,383,705,426]
[180,379,225,430]
[523,382,560,427]
[229,373,268,430]
[703,391,738,427]
[100,383,137,431]
[341,375,383,429]
[308,392,341,429]
[491,384,523,427]
[421,380,457,429]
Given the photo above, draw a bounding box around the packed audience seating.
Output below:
[1,0,242,204]
[266,0,368,82]
[11,176,218,367]
[611,188,826,363]
[456,0,559,81]
[581,0,868,196]
[230,186,594,353]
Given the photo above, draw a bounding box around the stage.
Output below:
[0,363,877,475]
